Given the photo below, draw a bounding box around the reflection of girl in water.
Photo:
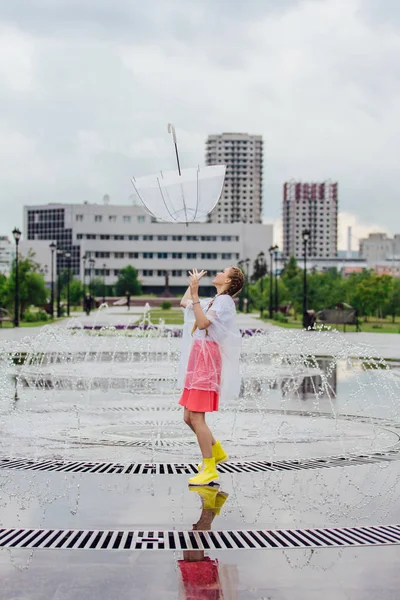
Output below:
[178,267,244,486]
[178,487,237,600]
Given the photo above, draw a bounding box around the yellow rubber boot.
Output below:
[189,458,219,486]
[188,485,219,510]
[212,491,229,516]
[197,440,228,472]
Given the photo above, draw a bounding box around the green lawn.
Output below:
[260,316,400,334]
[0,318,66,328]
[135,309,184,325]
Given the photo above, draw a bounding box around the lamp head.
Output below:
[302,229,311,242]
[12,227,21,243]
[49,242,56,251]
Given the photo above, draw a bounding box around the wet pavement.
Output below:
[0,320,400,599]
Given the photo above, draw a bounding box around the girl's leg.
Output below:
[189,412,216,459]
[183,408,196,434]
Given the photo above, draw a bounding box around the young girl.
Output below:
[178,266,244,486]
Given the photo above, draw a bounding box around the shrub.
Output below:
[273,312,288,323]
[23,310,48,323]
[160,301,172,310]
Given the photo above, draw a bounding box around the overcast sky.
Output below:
[0,0,399,249]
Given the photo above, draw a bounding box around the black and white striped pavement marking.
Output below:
[0,449,399,475]
[1,524,399,551]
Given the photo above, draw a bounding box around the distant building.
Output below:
[373,263,400,277]
[23,202,273,294]
[283,180,338,259]
[205,133,263,224]
[359,232,400,264]
[0,236,12,276]
[278,255,367,276]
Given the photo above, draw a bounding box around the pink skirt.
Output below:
[179,340,222,413]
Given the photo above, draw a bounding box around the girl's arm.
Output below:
[181,269,207,308]
[192,299,212,330]
[187,269,211,330]
[180,285,192,308]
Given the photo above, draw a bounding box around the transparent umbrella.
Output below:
[131,124,226,224]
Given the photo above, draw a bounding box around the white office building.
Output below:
[205,133,263,224]
[0,236,12,276]
[23,202,273,294]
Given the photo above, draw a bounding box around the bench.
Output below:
[317,305,360,332]
[0,308,14,327]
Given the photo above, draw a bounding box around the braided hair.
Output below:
[219,266,245,298]
[191,266,245,335]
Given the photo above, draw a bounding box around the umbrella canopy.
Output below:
[131,165,226,224]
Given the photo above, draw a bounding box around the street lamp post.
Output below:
[268,246,274,319]
[65,252,71,316]
[245,258,250,313]
[49,242,56,319]
[237,260,244,311]
[82,253,88,309]
[12,228,21,327]
[56,248,63,318]
[302,229,310,329]
[274,246,279,313]
[102,263,106,304]
[89,258,95,305]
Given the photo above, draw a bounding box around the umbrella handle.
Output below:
[168,123,177,143]
[168,123,181,176]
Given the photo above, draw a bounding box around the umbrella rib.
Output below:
[130,179,157,219]
[193,166,200,221]
[157,177,178,222]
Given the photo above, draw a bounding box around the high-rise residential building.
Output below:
[283,180,338,259]
[205,133,263,224]
[23,202,273,294]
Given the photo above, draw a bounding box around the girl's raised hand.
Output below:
[188,268,207,282]
[187,268,207,297]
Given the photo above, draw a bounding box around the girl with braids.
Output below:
[178,266,244,486]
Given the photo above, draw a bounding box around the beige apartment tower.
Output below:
[206,133,263,224]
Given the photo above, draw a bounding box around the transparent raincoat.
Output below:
[177,294,242,402]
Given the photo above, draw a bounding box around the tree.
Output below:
[8,251,48,318]
[0,273,8,308]
[69,279,84,306]
[115,266,142,296]
[89,276,107,297]
[281,256,300,280]
[249,277,288,318]
[351,273,392,321]
[251,252,267,282]
[386,278,400,323]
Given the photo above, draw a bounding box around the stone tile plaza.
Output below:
[0,307,400,598]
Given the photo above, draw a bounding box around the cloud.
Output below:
[0,26,35,91]
[0,0,399,241]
